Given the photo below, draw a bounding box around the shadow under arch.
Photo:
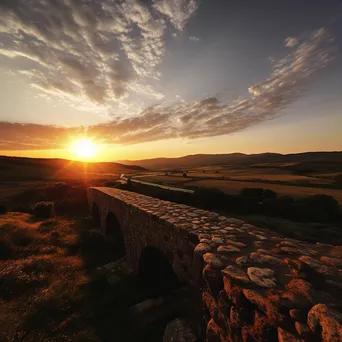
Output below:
[138,246,180,292]
[91,203,101,227]
[105,212,125,259]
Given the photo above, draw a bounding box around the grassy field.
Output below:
[0,211,174,341]
[135,163,342,204]
[0,213,100,341]
[157,164,339,185]
[0,155,144,181]
[186,179,342,204]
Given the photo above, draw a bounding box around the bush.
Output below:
[0,239,13,259]
[240,188,277,202]
[32,202,55,219]
[193,188,227,210]
[262,196,295,217]
[334,174,342,188]
[0,203,7,214]
[293,194,339,222]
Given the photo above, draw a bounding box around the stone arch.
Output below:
[105,212,125,258]
[138,246,180,292]
[91,203,101,227]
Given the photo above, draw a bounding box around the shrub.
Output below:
[0,239,13,259]
[32,202,55,219]
[293,194,339,222]
[240,188,277,202]
[262,196,295,217]
[240,188,264,200]
[0,203,7,214]
[334,174,342,188]
[193,188,228,210]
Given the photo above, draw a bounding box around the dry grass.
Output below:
[186,179,342,204]
[0,211,179,341]
[0,213,94,341]
[187,166,333,185]
[0,212,142,341]
[136,172,341,204]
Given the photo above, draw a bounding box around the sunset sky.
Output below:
[0,0,341,161]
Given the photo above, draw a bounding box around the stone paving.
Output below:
[89,187,342,341]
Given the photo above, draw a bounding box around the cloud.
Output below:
[284,37,298,48]
[0,0,199,109]
[153,0,199,31]
[0,25,336,150]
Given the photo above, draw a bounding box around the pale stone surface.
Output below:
[295,321,310,337]
[250,252,284,265]
[222,265,250,284]
[299,255,336,276]
[212,237,224,244]
[247,267,276,288]
[307,304,342,342]
[217,245,240,253]
[226,239,247,247]
[320,256,342,268]
[278,327,303,341]
[236,255,251,266]
[88,187,342,342]
[242,289,282,323]
[280,246,301,254]
[203,253,225,269]
[194,243,211,255]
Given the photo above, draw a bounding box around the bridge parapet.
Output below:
[88,187,342,341]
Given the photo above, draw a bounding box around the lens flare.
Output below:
[71,139,97,160]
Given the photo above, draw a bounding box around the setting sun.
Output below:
[71,139,98,160]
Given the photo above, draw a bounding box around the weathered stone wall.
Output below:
[88,187,342,342]
[87,187,203,285]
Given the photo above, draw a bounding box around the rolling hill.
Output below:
[0,156,145,181]
[118,152,342,170]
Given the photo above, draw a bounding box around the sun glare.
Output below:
[71,139,98,160]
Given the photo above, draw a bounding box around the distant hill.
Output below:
[0,156,145,181]
[118,152,342,170]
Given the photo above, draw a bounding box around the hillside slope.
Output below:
[0,156,144,181]
[118,152,342,170]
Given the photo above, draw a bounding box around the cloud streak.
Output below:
[0,0,199,109]
[0,26,336,150]
[0,0,337,151]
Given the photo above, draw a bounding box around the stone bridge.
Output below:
[88,187,342,342]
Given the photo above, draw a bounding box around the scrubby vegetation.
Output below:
[32,201,55,219]
[0,212,166,341]
[1,181,90,217]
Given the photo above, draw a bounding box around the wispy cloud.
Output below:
[0,27,336,150]
[284,37,298,48]
[0,0,199,110]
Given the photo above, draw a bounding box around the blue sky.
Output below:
[0,0,341,160]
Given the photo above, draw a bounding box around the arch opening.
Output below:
[105,212,125,258]
[138,247,180,292]
[91,203,101,227]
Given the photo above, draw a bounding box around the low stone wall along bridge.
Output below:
[88,187,342,342]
